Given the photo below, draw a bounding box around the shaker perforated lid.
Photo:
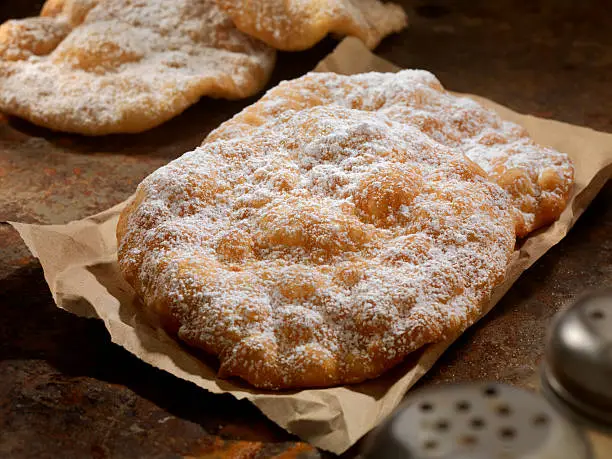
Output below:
[362,382,591,459]
[542,290,612,426]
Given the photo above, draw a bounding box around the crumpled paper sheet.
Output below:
[9,38,612,454]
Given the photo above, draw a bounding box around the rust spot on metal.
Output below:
[271,442,318,458]
[185,437,263,459]
[14,256,34,266]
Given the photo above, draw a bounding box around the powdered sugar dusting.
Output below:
[118,71,519,389]
[215,0,408,51]
[210,70,574,237]
[0,0,275,134]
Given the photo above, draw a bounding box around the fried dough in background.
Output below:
[216,0,408,51]
[0,0,275,135]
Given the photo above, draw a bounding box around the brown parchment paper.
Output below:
[9,38,612,454]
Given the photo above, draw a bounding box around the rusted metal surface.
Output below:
[1,1,611,458]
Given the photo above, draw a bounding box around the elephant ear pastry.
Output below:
[214,0,408,51]
[116,70,521,389]
[0,0,275,135]
[208,70,573,237]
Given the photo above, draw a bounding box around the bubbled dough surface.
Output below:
[215,0,408,51]
[0,0,275,135]
[210,71,574,237]
[117,70,520,389]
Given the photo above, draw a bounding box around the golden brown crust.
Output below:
[209,72,574,237]
[117,71,522,389]
[215,0,408,51]
[0,0,275,135]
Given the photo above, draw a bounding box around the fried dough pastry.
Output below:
[117,72,518,389]
[209,71,574,237]
[215,0,408,51]
[0,0,275,135]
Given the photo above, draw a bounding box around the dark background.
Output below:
[0,1,610,457]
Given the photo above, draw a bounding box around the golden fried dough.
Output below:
[215,0,408,51]
[0,0,275,135]
[209,71,574,236]
[117,71,519,389]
